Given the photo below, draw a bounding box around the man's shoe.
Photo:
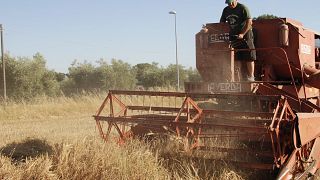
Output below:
[247,76,255,82]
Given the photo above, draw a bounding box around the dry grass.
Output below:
[0,93,249,180]
[0,94,100,146]
[0,137,169,180]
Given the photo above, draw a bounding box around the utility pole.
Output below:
[0,24,6,106]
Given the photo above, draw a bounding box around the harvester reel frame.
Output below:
[174,96,203,150]
[95,93,130,143]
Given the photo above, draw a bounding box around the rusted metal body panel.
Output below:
[196,23,239,82]
[295,113,320,146]
[253,18,316,78]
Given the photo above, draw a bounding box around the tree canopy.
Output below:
[254,14,279,20]
[0,53,201,100]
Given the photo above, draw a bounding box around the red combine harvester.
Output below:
[94,18,320,179]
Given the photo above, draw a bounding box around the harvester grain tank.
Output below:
[94,18,320,179]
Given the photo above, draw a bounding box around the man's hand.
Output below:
[237,33,244,39]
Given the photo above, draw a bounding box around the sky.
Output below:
[1,1,319,73]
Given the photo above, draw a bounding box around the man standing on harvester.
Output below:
[220,0,256,81]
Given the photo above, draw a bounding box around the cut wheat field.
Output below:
[0,93,249,180]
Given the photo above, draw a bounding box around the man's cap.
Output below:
[225,0,235,4]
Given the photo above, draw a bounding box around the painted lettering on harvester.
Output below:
[209,33,229,43]
[301,44,312,55]
[208,83,241,93]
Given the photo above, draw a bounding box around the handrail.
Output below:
[206,47,302,107]
[108,89,281,100]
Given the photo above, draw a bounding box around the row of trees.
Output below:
[0,53,201,100]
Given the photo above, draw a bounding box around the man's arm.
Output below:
[220,9,226,23]
[220,16,226,23]
[238,18,252,39]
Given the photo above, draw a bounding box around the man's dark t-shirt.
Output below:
[220,3,256,61]
[220,3,251,36]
